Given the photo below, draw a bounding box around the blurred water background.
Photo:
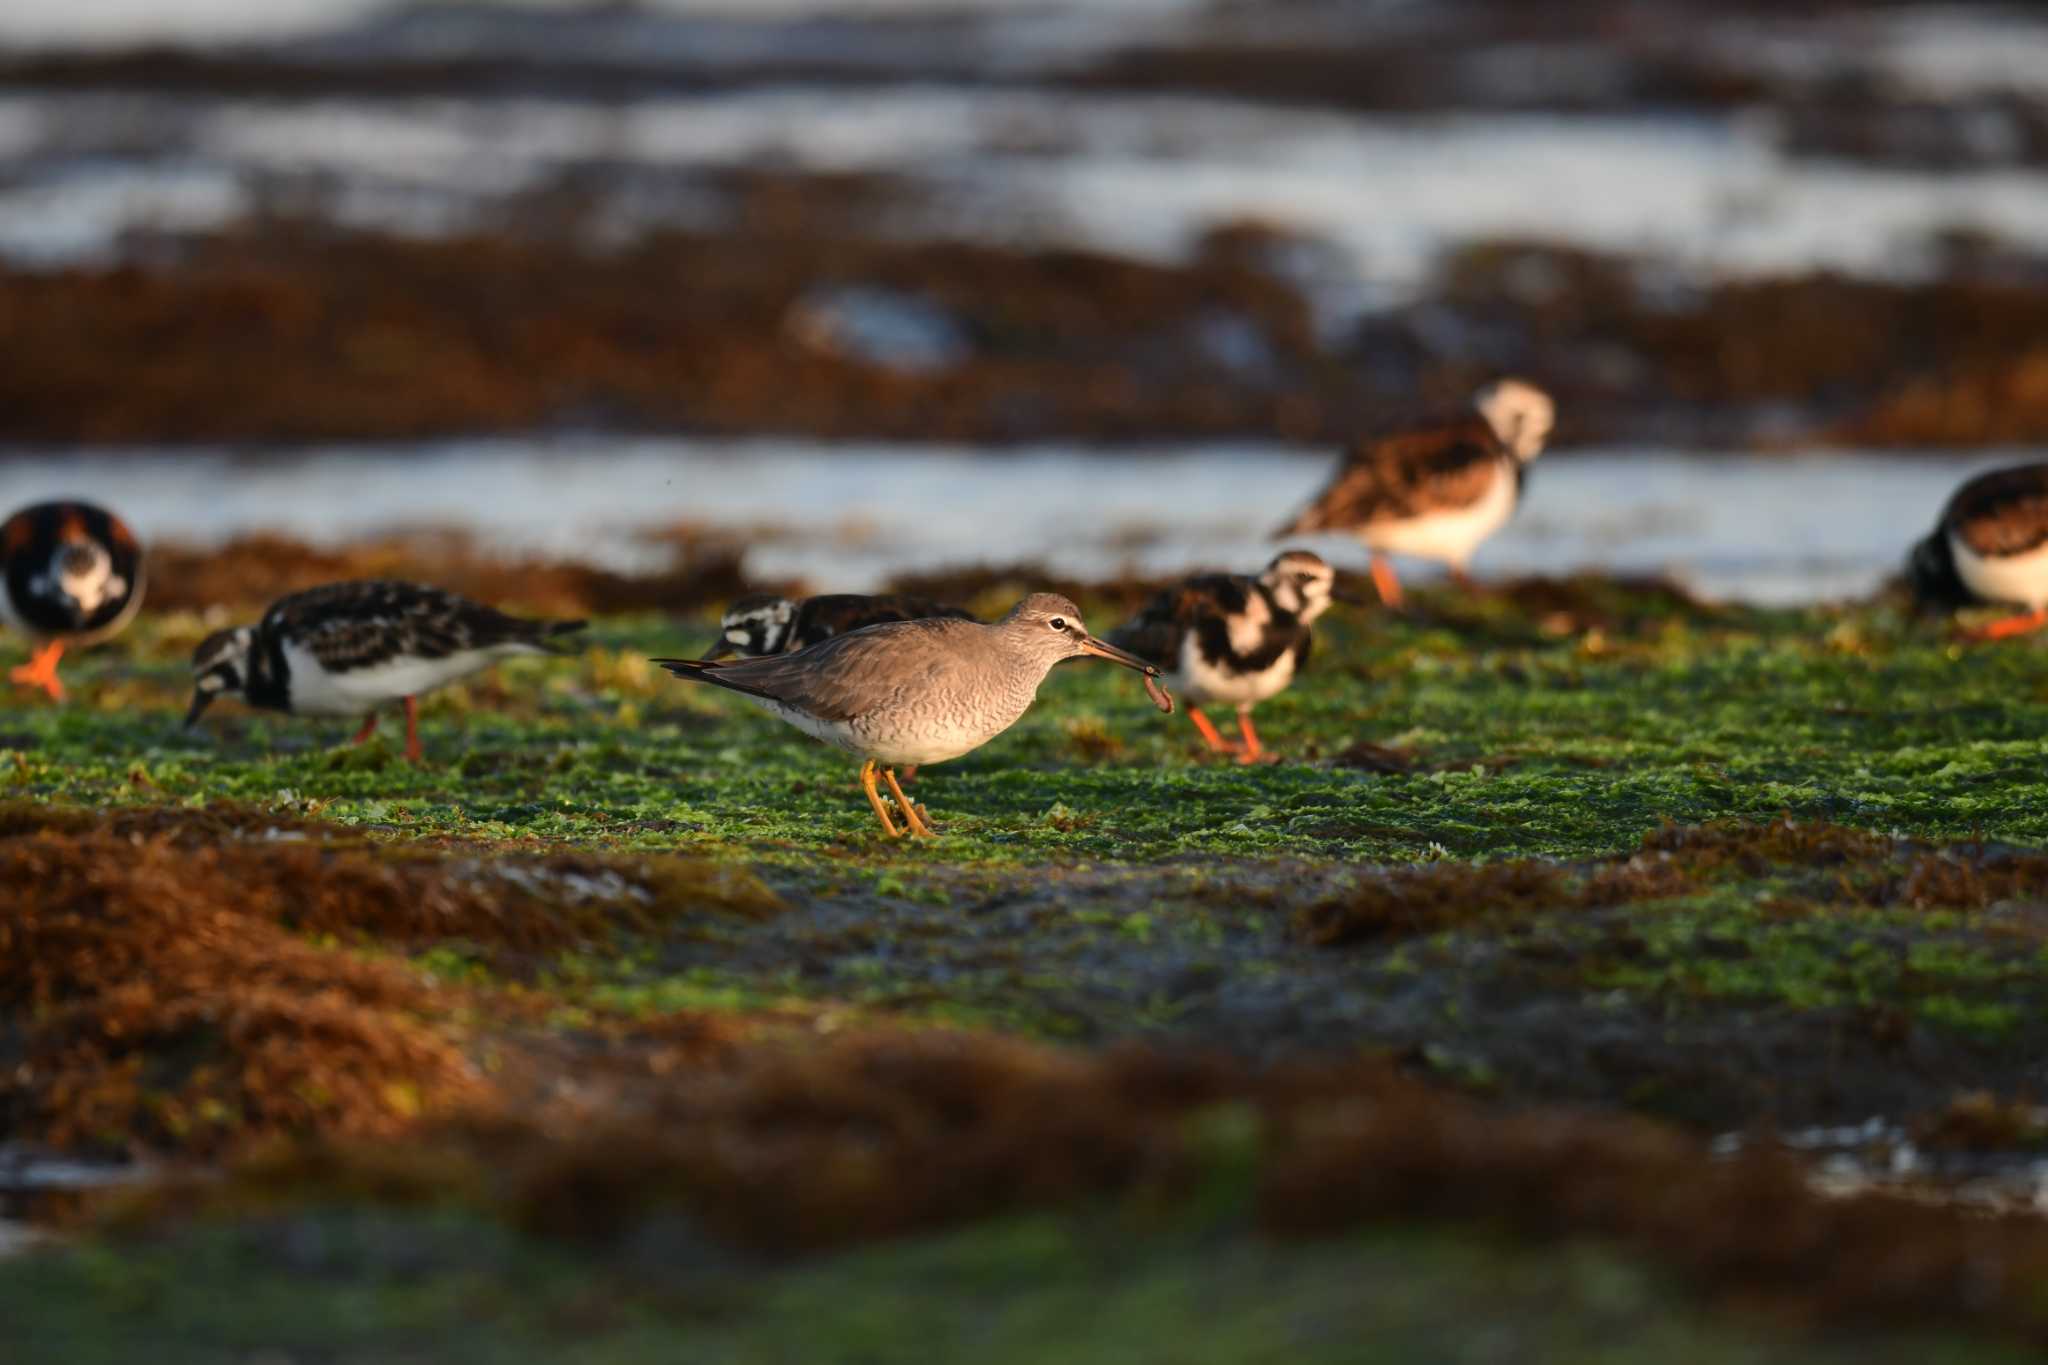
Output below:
[4,0,2047,603]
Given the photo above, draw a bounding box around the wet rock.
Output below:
[785,285,970,376]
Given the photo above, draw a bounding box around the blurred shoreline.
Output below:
[2,203,2043,449]
[0,441,2018,605]
[4,4,2048,453]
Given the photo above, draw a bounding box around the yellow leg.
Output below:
[882,767,937,839]
[860,760,903,839]
[9,640,66,702]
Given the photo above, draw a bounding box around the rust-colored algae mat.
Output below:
[10,801,2048,1346]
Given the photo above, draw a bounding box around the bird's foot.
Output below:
[882,768,939,839]
[1960,609,2048,643]
[9,643,66,702]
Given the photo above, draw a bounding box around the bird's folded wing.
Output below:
[270,581,526,670]
[1950,465,2048,557]
[1281,422,1502,532]
[659,617,971,724]
[1109,576,1247,666]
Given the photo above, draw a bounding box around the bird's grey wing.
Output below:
[661,617,970,723]
[1280,422,1504,533]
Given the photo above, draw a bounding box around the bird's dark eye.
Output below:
[1049,617,1067,632]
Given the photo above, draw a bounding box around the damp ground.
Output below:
[6,569,2048,1357]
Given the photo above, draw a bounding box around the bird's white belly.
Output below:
[1172,633,1296,708]
[754,696,1021,767]
[283,642,512,716]
[1360,465,1516,569]
[1952,532,2048,610]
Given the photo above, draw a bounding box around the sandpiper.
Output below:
[1110,549,1347,764]
[0,500,146,701]
[1276,378,1555,607]
[654,592,1166,839]
[1908,461,2048,640]
[186,580,585,762]
[705,591,978,659]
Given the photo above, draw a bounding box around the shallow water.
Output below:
[1719,1118,2048,1217]
[0,442,2033,605]
[7,83,2048,297]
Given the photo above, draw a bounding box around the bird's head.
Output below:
[41,535,126,627]
[1475,378,1556,461]
[1260,548,1355,623]
[1002,593,1160,675]
[186,626,254,726]
[707,594,797,659]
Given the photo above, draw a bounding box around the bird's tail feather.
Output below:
[527,618,588,653]
[650,656,782,704]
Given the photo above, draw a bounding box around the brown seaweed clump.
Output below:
[1258,1081,2048,1340]
[0,808,779,1155]
[144,530,760,620]
[1292,848,1698,947]
[179,1041,2048,1344]
[0,829,489,1154]
[0,221,1331,446]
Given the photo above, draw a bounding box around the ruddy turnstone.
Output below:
[0,499,146,701]
[1109,549,1346,764]
[1275,378,1555,607]
[186,580,586,761]
[1908,461,2048,640]
[705,591,978,659]
[654,593,1167,839]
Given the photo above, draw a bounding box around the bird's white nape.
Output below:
[1474,379,1555,460]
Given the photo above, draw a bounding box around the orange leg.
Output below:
[1369,552,1404,610]
[1235,709,1270,766]
[349,712,380,746]
[9,640,67,702]
[1964,608,2048,642]
[1187,707,1241,756]
[402,696,424,764]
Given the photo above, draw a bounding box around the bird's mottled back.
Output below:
[1944,462,2048,558]
[264,580,583,672]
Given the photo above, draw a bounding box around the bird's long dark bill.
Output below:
[1076,634,1160,675]
[1330,584,1370,605]
[701,639,736,660]
[183,691,215,728]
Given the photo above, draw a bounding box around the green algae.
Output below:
[10,586,2048,1127]
[0,1203,2033,1365]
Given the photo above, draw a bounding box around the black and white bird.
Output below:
[1276,379,1555,608]
[705,592,979,660]
[0,499,145,701]
[1108,549,1346,764]
[1908,461,2048,640]
[186,580,585,761]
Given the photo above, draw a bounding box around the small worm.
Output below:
[1143,671,1175,714]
